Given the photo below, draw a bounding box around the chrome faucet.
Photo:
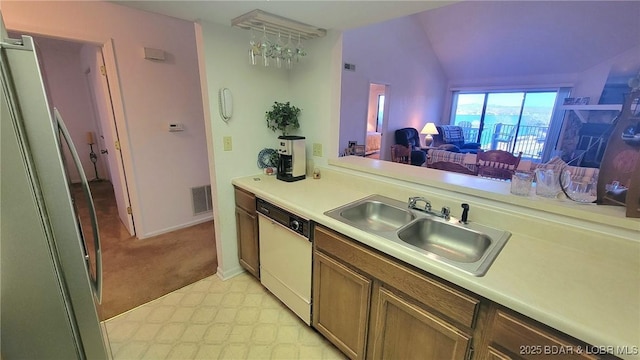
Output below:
[440,206,451,220]
[408,196,432,212]
[408,197,458,221]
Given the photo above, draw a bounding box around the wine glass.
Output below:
[260,26,271,67]
[284,34,294,69]
[273,32,284,68]
[248,29,260,66]
[295,33,306,63]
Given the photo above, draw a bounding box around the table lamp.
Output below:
[421,122,439,147]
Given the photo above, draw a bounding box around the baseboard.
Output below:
[138,216,214,239]
[216,265,245,281]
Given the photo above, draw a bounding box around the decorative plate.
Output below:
[257,148,277,168]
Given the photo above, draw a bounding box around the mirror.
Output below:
[339,1,640,163]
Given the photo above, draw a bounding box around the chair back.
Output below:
[476,150,522,180]
[428,161,476,175]
[390,145,411,164]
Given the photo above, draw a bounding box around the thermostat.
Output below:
[168,123,184,132]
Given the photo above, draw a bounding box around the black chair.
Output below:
[432,125,481,154]
[394,128,426,166]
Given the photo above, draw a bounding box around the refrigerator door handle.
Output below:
[55,108,103,303]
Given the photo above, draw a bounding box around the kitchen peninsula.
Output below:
[232,156,639,360]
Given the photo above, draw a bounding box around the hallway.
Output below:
[74,181,217,320]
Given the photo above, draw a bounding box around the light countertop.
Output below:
[232,158,640,359]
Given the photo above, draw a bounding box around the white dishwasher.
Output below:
[257,198,312,325]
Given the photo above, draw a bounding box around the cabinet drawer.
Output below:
[490,309,599,360]
[315,225,479,329]
[234,186,255,213]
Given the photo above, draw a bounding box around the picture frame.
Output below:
[347,140,357,155]
[353,145,366,156]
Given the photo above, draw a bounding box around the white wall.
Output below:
[340,15,448,161]
[197,20,341,277]
[1,1,211,238]
[197,20,290,277]
[34,37,108,183]
[289,30,343,168]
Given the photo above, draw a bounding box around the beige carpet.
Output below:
[73,181,217,320]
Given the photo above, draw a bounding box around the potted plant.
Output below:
[265,101,301,136]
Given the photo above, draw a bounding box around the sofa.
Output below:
[394,128,427,166]
[426,150,599,185]
[432,125,481,154]
[426,149,531,174]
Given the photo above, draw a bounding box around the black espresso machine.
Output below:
[277,135,306,182]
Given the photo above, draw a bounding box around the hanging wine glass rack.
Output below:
[231,9,326,40]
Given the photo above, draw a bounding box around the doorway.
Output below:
[27,33,135,235]
[25,33,216,319]
[365,83,388,159]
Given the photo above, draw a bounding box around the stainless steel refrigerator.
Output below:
[1,14,111,359]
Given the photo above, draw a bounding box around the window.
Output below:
[451,90,560,161]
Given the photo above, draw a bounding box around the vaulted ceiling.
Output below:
[116,1,640,82]
[416,1,640,82]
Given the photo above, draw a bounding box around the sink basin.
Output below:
[339,200,416,232]
[324,194,511,276]
[397,218,491,263]
[324,195,415,233]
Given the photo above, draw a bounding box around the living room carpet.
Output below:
[73,181,217,320]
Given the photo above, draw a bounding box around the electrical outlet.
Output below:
[223,136,232,151]
[313,143,322,157]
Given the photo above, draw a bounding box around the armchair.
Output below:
[432,125,481,154]
[394,128,427,166]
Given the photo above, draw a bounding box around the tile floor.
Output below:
[105,273,346,359]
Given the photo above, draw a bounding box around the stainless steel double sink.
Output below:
[324,195,511,276]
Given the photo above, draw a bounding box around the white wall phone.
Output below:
[218,88,233,122]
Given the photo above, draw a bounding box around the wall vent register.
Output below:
[191,185,212,215]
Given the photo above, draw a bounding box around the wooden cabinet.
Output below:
[369,284,471,360]
[313,225,476,360]
[313,251,371,360]
[478,306,601,360]
[312,224,613,360]
[234,186,259,279]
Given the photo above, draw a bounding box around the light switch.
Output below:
[313,143,322,157]
[223,136,232,151]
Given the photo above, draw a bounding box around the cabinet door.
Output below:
[313,251,371,360]
[485,308,599,360]
[235,206,259,278]
[369,286,471,360]
[487,346,512,360]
